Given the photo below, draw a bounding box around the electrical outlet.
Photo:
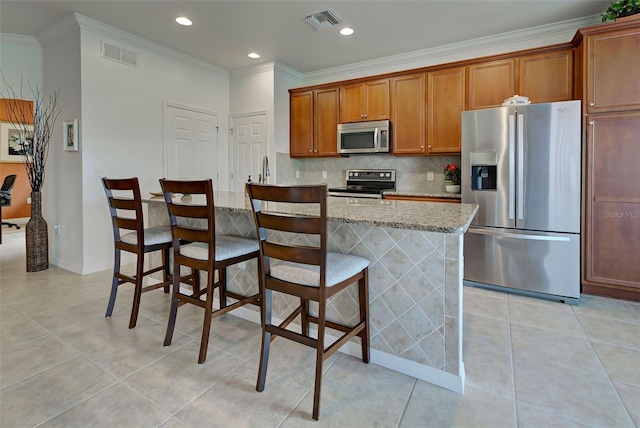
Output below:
[295,171,300,179]
[53,224,60,234]
[427,171,434,181]
[322,171,327,179]
[27,197,31,204]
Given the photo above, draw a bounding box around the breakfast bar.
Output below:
[144,192,478,393]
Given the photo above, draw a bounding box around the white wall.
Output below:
[41,28,83,273]
[0,35,42,97]
[78,27,230,274]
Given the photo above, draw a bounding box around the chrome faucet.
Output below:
[260,156,270,184]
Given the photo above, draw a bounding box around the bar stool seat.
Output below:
[271,253,369,287]
[180,235,258,261]
[120,226,173,246]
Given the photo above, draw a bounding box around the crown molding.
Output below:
[35,13,80,46]
[301,14,601,85]
[37,13,228,78]
[274,61,301,82]
[0,33,41,47]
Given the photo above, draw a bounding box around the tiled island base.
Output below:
[146,197,468,393]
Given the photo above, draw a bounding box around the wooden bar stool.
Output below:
[246,183,370,420]
[102,177,173,329]
[160,178,261,363]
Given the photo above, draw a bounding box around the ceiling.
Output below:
[0,1,610,73]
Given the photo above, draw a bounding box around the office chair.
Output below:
[1,174,21,230]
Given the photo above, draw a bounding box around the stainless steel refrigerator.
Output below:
[461,101,581,303]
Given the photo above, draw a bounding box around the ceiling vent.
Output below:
[101,41,138,67]
[305,9,342,31]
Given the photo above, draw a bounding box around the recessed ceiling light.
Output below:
[175,16,192,26]
[340,27,354,36]
[248,52,261,59]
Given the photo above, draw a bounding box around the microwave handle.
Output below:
[374,128,379,150]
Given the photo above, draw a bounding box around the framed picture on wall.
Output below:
[0,122,34,163]
[63,119,79,152]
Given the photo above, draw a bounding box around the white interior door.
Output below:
[230,113,268,192]
[164,104,219,180]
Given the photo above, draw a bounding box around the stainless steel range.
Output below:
[328,169,396,199]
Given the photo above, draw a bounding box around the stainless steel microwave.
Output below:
[337,120,391,155]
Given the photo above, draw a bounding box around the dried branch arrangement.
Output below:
[1,76,61,192]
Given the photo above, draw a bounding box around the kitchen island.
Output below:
[144,192,477,393]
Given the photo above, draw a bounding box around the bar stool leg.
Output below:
[256,288,273,392]
[105,248,121,318]
[129,251,145,329]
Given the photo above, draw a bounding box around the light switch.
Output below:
[322,171,327,179]
[295,171,300,178]
[427,171,434,181]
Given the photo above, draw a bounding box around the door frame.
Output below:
[162,100,220,182]
[229,110,269,192]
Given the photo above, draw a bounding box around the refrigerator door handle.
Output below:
[469,228,571,242]
[517,113,525,220]
[508,114,516,220]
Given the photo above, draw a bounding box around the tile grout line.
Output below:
[572,306,638,428]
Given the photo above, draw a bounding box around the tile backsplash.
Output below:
[277,152,461,192]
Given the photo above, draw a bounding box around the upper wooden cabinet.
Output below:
[466,59,516,110]
[340,79,389,123]
[427,67,465,154]
[290,89,339,158]
[583,25,640,114]
[314,88,340,157]
[0,99,34,123]
[467,50,574,110]
[391,73,425,155]
[519,49,573,104]
[290,91,314,157]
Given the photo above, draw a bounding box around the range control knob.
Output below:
[354,172,359,177]
[348,172,353,177]
[385,173,391,177]
[380,172,384,177]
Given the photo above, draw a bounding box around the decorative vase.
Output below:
[25,191,49,272]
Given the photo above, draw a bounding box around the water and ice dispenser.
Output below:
[470,152,497,191]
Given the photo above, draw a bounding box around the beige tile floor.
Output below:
[1,227,639,427]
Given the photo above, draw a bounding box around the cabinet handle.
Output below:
[421,145,425,149]
[589,102,595,107]
[589,120,594,125]
[428,145,431,148]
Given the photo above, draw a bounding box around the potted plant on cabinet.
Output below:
[444,163,461,194]
[601,0,640,22]
[1,79,61,271]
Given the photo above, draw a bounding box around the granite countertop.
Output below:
[144,191,478,234]
[384,190,462,199]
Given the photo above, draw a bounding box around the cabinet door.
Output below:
[314,88,339,157]
[467,59,516,110]
[364,79,390,121]
[584,112,640,292]
[519,49,573,104]
[427,67,465,154]
[340,83,365,123]
[290,91,314,157]
[587,27,640,113]
[391,74,425,155]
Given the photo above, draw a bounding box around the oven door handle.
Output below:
[328,192,382,199]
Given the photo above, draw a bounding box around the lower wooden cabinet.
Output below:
[583,111,640,300]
